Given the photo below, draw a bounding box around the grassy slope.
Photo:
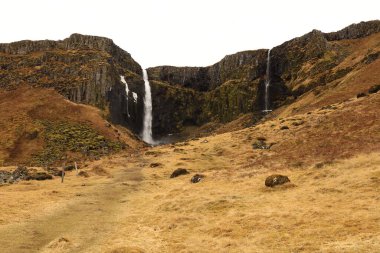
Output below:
[0,92,379,252]
[0,86,141,165]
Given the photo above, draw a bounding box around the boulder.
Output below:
[252,138,271,149]
[265,174,290,187]
[28,172,53,181]
[190,174,204,183]
[149,163,162,168]
[12,166,29,180]
[368,84,380,94]
[0,171,12,184]
[170,168,190,178]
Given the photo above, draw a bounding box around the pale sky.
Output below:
[1,0,379,67]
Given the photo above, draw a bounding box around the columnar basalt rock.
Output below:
[0,34,145,133]
[1,20,379,139]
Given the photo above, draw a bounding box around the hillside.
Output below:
[0,90,378,252]
[0,86,142,166]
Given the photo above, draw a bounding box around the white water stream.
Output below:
[141,69,154,144]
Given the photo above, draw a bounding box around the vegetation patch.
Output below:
[32,121,122,165]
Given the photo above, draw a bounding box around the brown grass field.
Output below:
[0,91,379,252]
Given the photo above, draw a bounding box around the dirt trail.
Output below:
[0,162,142,253]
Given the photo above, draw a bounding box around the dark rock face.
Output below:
[170,168,190,178]
[265,175,290,187]
[0,34,145,134]
[148,20,380,136]
[148,50,269,136]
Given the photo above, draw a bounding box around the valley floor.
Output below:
[0,93,379,253]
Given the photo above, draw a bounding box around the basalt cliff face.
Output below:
[0,34,145,134]
[148,20,380,136]
[1,20,379,141]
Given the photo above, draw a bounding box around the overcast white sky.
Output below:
[1,0,379,67]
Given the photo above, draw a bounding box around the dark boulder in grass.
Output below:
[170,168,189,178]
[190,174,204,183]
[150,163,162,168]
[28,172,53,181]
[265,174,290,187]
[368,84,380,94]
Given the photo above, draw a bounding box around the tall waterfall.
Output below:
[263,49,272,112]
[141,69,154,144]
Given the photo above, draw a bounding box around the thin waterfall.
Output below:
[120,76,130,117]
[263,49,272,112]
[141,69,155,144]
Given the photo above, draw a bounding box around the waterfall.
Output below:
[120,76,130,117]
[141,69,155,144]
[263,49,272,112]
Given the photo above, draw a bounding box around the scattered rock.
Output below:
[190,174,204,183]
[28,172,53,181]
[368,84,380,94]
[252,138,271,150]
[0,171,12,184]
[63,165,75,171]
[46,167,62,176]
[26,130,39,140]
[78,171,90,177]
[292,120,304,126]
[149,163,162,168]
[170,168,190,178]
[173,148,185,153]
[265,174,290,187]
[280,125,289,130]
[356,92,367,98]
[201,140,209,143]
[12,166,29,180]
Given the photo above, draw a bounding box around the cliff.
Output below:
[147,20,380,136]
[0,33,145,133]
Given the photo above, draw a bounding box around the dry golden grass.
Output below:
[0,92,379,252]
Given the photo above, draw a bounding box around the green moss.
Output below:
[32,121,122,165]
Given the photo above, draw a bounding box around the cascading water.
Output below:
[141,69,155,144]
[120,76,130,117]
[263,49,272,112]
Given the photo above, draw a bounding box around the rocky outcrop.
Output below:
[147,20,380,137]
[147,50,272,136]
[323,20,380,41]
[0,34,145,134]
